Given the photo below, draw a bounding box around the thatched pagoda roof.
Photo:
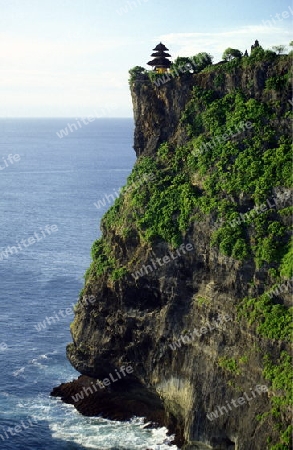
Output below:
[151,51,171,57]
[152,42,169,52]
[147,42,172,69]
[147,57,172,68]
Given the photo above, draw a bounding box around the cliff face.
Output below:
[131,58,291,157]
[66,56,292,450]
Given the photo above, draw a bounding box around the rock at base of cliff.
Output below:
[50,375,184,448]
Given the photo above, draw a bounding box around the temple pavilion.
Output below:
[147,43,172,73]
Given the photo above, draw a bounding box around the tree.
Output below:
[248,47,277,63]
[128,66,147,83]
[190,52,213,72]
[171,53,213,76]
[272,45,287,55]
[222,48,242,61]
[172,57,194,73]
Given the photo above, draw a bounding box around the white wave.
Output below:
[1,392,11,397]
[27,394,178,450]
[30,360,46,368]
[13,366,25,376]
[30,354,49,363]
[48,413,178,450]
[45,350,58,356]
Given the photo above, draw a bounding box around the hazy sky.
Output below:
[0,0,291,117]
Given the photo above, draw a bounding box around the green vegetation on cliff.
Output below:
[82,54,292,449]
[125,57,292,270]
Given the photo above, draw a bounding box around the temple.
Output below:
[147,42,172,73]
[251,40,260,52]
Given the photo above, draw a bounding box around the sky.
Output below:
[0,0,292,117]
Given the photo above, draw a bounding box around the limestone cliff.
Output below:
[63,54,292,450]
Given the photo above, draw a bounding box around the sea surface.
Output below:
[0,119,178,450]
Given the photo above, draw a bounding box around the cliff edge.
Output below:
[55,53,292,450]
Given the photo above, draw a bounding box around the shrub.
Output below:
[222,48,242,61]
[218,357,240,375]
[265,74,289,90]
[172,56,194,73]
[191,52,213,71]
[128,66,148,84]
[280,239,293,278]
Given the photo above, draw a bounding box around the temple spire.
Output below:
[147,42,172,73]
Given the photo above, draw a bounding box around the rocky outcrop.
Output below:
[54,56,292,450]
[131,57,291,157]
[51,374,183,445]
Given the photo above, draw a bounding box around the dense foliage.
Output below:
[128,65,148,84]
[100,57,292,275]
[129,52,213,86]
[91,55,292,448]
[222,47,243,61]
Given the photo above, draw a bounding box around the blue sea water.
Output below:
[0,119,178,450]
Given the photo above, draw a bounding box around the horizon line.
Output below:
[0,116,134,119]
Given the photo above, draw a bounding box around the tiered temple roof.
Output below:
[147,43,172,73]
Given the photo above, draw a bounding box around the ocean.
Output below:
[0,119,178,450]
